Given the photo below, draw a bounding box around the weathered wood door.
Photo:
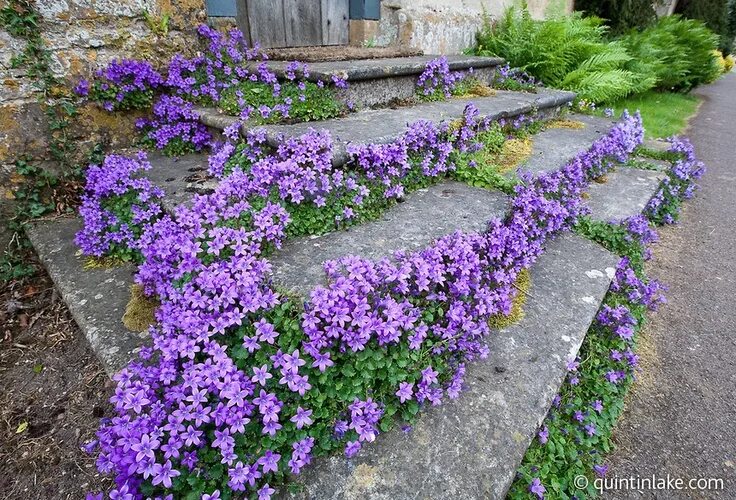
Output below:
[236,0,349,48]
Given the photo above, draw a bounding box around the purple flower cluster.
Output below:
[85,105,647,498]
[416,56,466,99]
[349,104,484,199]
[574,110,643,180]
[75,152,165,260]
[87,59,164,111]
[610,257,666,311]
[136,95,212,154]
[645,136,706,224]
[166,25,268,103]
[493,63,538,90]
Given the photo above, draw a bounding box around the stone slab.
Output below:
[270,181,509,296]
[265,55,504,82]
[288,232,619,500]
[514,114,617,177]
[143,152,214,212]
[196,89,576,167]
[25,218,145,376]
[586,167,666,223]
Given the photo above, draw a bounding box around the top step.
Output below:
[265,55,504,82]
[263,55,504,109]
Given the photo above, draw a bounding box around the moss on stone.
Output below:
[546,119,586,130]
[122,285,159,332]
[489,268,530,329]
[496,137,533,173]
[455,81,497,98]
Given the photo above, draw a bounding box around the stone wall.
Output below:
[370,0,574,55]
[0,0,208,244]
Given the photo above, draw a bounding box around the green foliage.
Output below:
[218,81,345,123]
[475,6,722,103]
[0,1,94,283]
[574,0,656,35]
[574,217,647,268]
[1,0,57,89]
[474,7,654,102]
[621,16,722,92]
[600,90,701,139]
[142,10,170,36]
[675,0,732,54]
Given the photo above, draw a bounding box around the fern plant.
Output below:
[621,16,721,91]
[475,7,654,103]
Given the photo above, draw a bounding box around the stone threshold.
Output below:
[264,55,504,82]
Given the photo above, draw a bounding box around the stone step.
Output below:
[196,88,576,167]
[143,152,213,213]
[271,181,509,296]
[25,218,144,377]
[512,114,617,177]
[586,167,666,223]
[265,55,504,108]
[288,232,619,499]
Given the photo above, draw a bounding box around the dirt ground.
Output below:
[0,264,112,499]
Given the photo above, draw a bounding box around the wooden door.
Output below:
[237,0,349,48]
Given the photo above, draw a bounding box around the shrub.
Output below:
[621,15,722,91]
[475,7,655,103]
[675,0,732,54]
[574,0,656,35]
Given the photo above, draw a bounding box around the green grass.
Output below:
[604,90,701,139]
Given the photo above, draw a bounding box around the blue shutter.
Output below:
[207,0,238,17]
[350,0,380,20]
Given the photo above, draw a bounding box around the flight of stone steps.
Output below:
[25,55,668,499]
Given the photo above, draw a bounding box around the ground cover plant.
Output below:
[75,25,349,156]
[74,90,649,497]
[416,56,536,102]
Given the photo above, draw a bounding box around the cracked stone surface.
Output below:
[288,232,618,500]
[143,153,213,212]
[586,167,666,223]
[25,218,145,376]
[270,181,509,296]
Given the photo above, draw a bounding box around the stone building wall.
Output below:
[366,0,574,55]
[0,0,208,243]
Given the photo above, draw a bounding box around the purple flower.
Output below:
[151,460,181,488]
[538,426,549,444]
[529,478,546,499]
[594,463,609,477]
[345,440,362,457]
[290,406,313,429]
[395,382,414,403]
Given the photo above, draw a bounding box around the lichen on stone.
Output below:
[489,268,530,329]
[82,255,127,270]
[122,284,159,332]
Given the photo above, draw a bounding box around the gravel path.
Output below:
[603,74,736,498]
